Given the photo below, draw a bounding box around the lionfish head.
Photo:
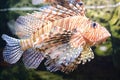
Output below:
[80,20,111,46]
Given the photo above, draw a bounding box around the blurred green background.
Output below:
[0,0,120,80]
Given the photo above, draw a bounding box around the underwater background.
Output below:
[0,0,120,80]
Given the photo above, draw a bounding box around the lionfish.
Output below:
[2,0,111,73]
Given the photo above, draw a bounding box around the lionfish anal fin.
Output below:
[22,48,44,69]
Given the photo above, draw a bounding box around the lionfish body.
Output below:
[2,0,110,73]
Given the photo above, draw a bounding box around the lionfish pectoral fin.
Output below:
[44,43,83,73]
[80,46,94,64]
[22,48,44,69]
[61,46,94,73]
[1,34,23,64]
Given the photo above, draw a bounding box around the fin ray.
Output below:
[15,16,45,38]
[45,43,83,72]
[23,48,44,68]
[2,34,23,64]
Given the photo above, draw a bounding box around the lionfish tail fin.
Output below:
[1,34,23,64]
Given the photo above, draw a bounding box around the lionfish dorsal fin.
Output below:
[13,0,86,39]
[38,0,86,16]
[14,15,47,38]
[29,0,86,22]
[27,5,75,22]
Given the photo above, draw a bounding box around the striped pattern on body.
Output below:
[19,15,88,51]
[16,0,88,50]
[19,14,110,51]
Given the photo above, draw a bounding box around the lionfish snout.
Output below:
[80,21,111,46]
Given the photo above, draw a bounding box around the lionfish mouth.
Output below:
[94,32,111,46]
[82,29,111,46]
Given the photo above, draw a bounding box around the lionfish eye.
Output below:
[92,22,97,28]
